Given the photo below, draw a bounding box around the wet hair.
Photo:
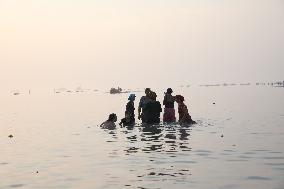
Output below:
[166,88,173,94]
[175,95,185,102]
[108,113,117,121]
[149,91,157,100]
[145,88,151,93]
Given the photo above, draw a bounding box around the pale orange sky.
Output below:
[0,0,283,90]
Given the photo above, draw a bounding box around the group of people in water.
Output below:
[100,88,195,129]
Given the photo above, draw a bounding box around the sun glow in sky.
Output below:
[0,0,283,90]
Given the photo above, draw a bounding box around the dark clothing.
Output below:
[126,101,135,117]
[139,96,151,109]
[120,100,135,126]
[120,117,135,127]
[163,93,175,108]
[163,93,176,122]
[139,96,151,123]
[143,100,162,124]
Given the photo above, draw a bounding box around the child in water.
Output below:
[175,95,196,125]
[120,94,136,127]
[100,113,117,130]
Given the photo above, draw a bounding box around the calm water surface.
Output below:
[0,86,283,189]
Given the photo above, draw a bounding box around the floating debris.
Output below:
[8,135,13,138]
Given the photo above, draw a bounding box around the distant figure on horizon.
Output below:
[100,113,117,130]
[119,94,136,127]
[163,88,176,123]
[175,95,196,125]
[143,91,162,124]
[138,88,152,123]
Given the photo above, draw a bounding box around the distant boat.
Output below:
[12,90,20,95]
[240,83,250,86]
[110,87,122,94]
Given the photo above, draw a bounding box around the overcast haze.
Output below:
[1,0,283,90]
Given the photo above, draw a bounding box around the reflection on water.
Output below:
[99,124,194,188]
[121,124,192,155]
[0,86,284,189]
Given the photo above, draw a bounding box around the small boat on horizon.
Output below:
[110,87,123,94]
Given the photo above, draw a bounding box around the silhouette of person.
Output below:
[100,113,117,130]
[175,95,195,125]
[120,94,136,127]
[143,91,162,124]
[138,88,152,123]
[163,88,176,123]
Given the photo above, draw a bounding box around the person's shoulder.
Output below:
[140,96,146,100]
[139,96,146,103]
[101,121,116,129]
[154,101,161,107]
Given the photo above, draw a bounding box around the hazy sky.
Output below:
[1,0,283,90]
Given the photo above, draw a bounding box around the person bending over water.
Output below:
[143,91,162,124]
[100,113,117,130]
[120,94,136,127]
[163,88,176,123]
[175,95,196,125]
[138,88,152,123]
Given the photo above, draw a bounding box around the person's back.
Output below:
[163,88,176,122]
[126,101,135,118]
[176,95,195,125]
[100,121,116,130]
[138,88,152,122]
[143,92,162,124]
[144,100,162,124]
[120,102,135,127]
[100,113,117,130]
[163,93,175,108]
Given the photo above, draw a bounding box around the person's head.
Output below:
[145,88,151,96]
[108,113,117,122]
[149,91,157,101]
[128,94,136,101]
[175,95,185,103]
[166,88,173,94]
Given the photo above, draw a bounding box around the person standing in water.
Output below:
[138,88,152,123]
[120,94,136,127]
[163,88,176,123]
[100,113,117,130]
[143,91,162,124]
[175,95,195,125]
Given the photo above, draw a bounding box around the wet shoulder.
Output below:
[100,121,116,130]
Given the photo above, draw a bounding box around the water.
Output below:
[0,85,283,189]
